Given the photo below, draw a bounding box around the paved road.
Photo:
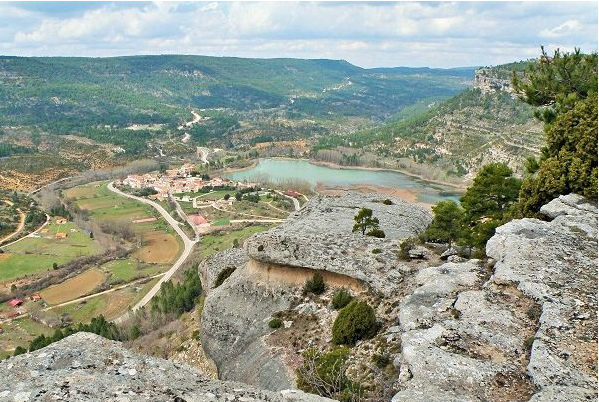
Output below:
[0,213,50,250]
[107,182,198,316]
[274,190,301,211]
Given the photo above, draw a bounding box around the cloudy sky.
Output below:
[0,1,597,68]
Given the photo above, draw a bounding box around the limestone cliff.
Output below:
[391,194,597,402]
[0,332,332,402]
[200,193,432,391]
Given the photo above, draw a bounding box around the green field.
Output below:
[0,316,55,359]
[102,259,167,284]
[0,218,102,282]
[67,182,158,227]
[0,253,72,282]
[6,221,101,258]
[198,224,274,260]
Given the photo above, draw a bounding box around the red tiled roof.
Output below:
[7,298,23,307]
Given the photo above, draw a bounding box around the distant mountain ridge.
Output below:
[0,54,473,127]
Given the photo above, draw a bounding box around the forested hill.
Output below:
[0,55,473,128]
[313,62,544,183]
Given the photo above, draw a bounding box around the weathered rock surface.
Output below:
[199,247,248,289]
[200,193,432,392]
[392,194,598,402]
[0,332,332,402]
[200,250,297,391]
[246,193,432,294]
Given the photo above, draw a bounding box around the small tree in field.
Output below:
[352,208,380,235]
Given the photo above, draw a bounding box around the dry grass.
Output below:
[133,231,180,264]
[40,268,106,305]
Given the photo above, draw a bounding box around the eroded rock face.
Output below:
[392,194,598,402]
[200,193,432,391]
[246,193,432,294]
[0,332,332,402]
[200,250,297,391]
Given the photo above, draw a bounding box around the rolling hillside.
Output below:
[0,55,472,127]
[314,63,544,183]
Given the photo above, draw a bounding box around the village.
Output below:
[119,163,245,200]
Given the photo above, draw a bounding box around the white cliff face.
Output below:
[473,68,515,95]
[0,332,333,402]
[392,194,597,402]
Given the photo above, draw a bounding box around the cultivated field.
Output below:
[198,224,275,260]
[0,218,101,283]
[133,231,180,264]
[102,259,166,285]
[40,268,106,305]
[0,253,71,282]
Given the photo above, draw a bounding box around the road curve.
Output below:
[107,182,197,316]
[274,190,301,211]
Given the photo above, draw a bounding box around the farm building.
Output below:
[55,232,68,239]
[30,294,42,301]
[55,218,67,224]
[7,298,23,307]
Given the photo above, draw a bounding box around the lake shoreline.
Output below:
[226,157,467,192]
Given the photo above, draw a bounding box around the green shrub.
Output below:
[332,300,377,345]
[332,288,353,310]
[13,346,27,356]
[371,352,390,368]
[304,272,325,295]
[399,237,417,260]
[297,347,363,401]
[269,318,283,329]
[371,248,382,254]
[213,266,236,288]
[382,199,394,205]
[366,228,385,238]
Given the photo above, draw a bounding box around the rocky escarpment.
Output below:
[245,193,432,295]
[200,193,431,391]
[391,194,598,402]
[473,68,514,95]
[0,332,332,402]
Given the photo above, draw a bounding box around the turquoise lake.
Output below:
[226,159,462,204]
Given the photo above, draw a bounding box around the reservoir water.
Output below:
[226,159,462,204]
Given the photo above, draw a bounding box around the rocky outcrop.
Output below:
[200,250,297,391]
[246,193,432,294]
[200,193,432,391]
[474,68,514,95]
[200,248,248,289]
[392,194,598,402]
[0,332,332,402]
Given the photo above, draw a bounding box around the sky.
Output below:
[0,1,597,68]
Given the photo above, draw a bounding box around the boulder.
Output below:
[245,192,432,294]
[440,246,458,260]
[0,332,333,402]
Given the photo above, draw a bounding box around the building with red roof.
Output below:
[7,298,23,307]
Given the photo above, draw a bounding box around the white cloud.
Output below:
[540,19,583,38]
[2,2,597,68]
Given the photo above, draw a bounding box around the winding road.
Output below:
[107,182,198,316]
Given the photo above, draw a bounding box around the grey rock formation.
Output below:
[393,194,598,402]
[199,248,248,289]
[0,332,332,402]
[200,193,432,391]
[200,250,296,391]
[246,193,432,294]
